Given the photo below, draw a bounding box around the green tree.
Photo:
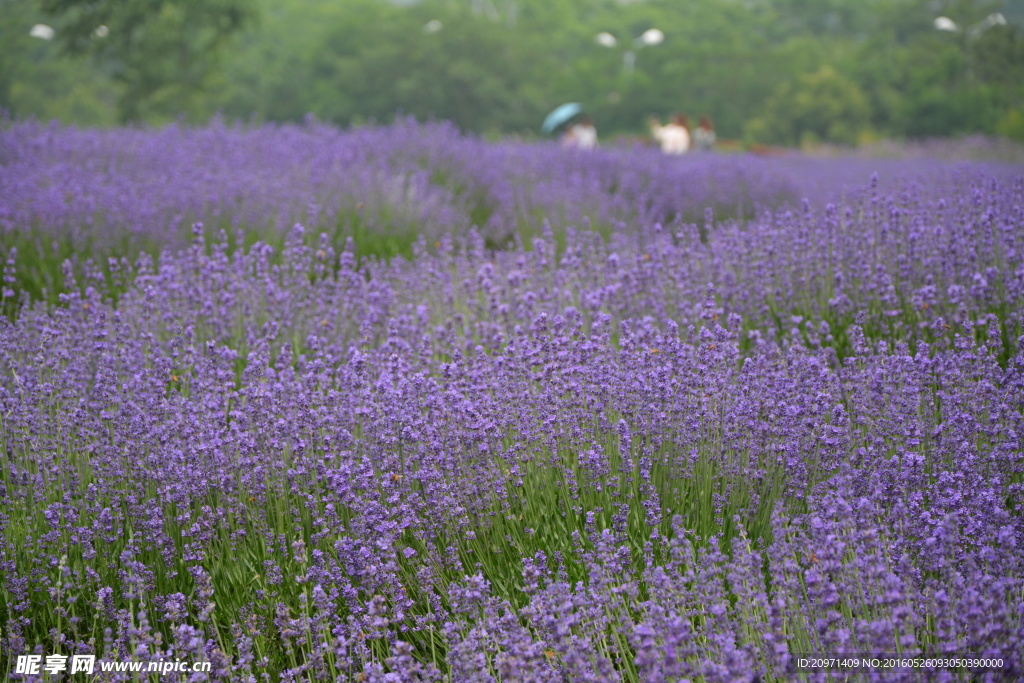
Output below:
[38,0,257,122]
[746,65,870,145]
[302,0,552,134]
[6,0,1023,142]
[0,0,117,124]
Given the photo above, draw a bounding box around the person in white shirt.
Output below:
[649,114,690,155]
[561,117,598,150]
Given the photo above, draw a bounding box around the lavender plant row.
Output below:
[4,118,1017,251]
[0,118,799,251]
[3,120,1023,357]
[0,122,1023,681]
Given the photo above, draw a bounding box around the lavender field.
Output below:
[1,120,1024,682]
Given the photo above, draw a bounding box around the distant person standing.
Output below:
[694,116,716,152]
[649,114,690,155]
[562,116,598,150]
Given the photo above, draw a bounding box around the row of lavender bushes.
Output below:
[3,120,1023,363]
[6,116,1015,292]
[1,120,1023,681]
[0,117,796,252]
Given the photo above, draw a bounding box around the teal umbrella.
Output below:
[542,103,583,135]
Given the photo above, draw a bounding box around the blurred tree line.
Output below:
[2,0,1023,145]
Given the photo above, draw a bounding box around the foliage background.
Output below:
[2,0,1024,144]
